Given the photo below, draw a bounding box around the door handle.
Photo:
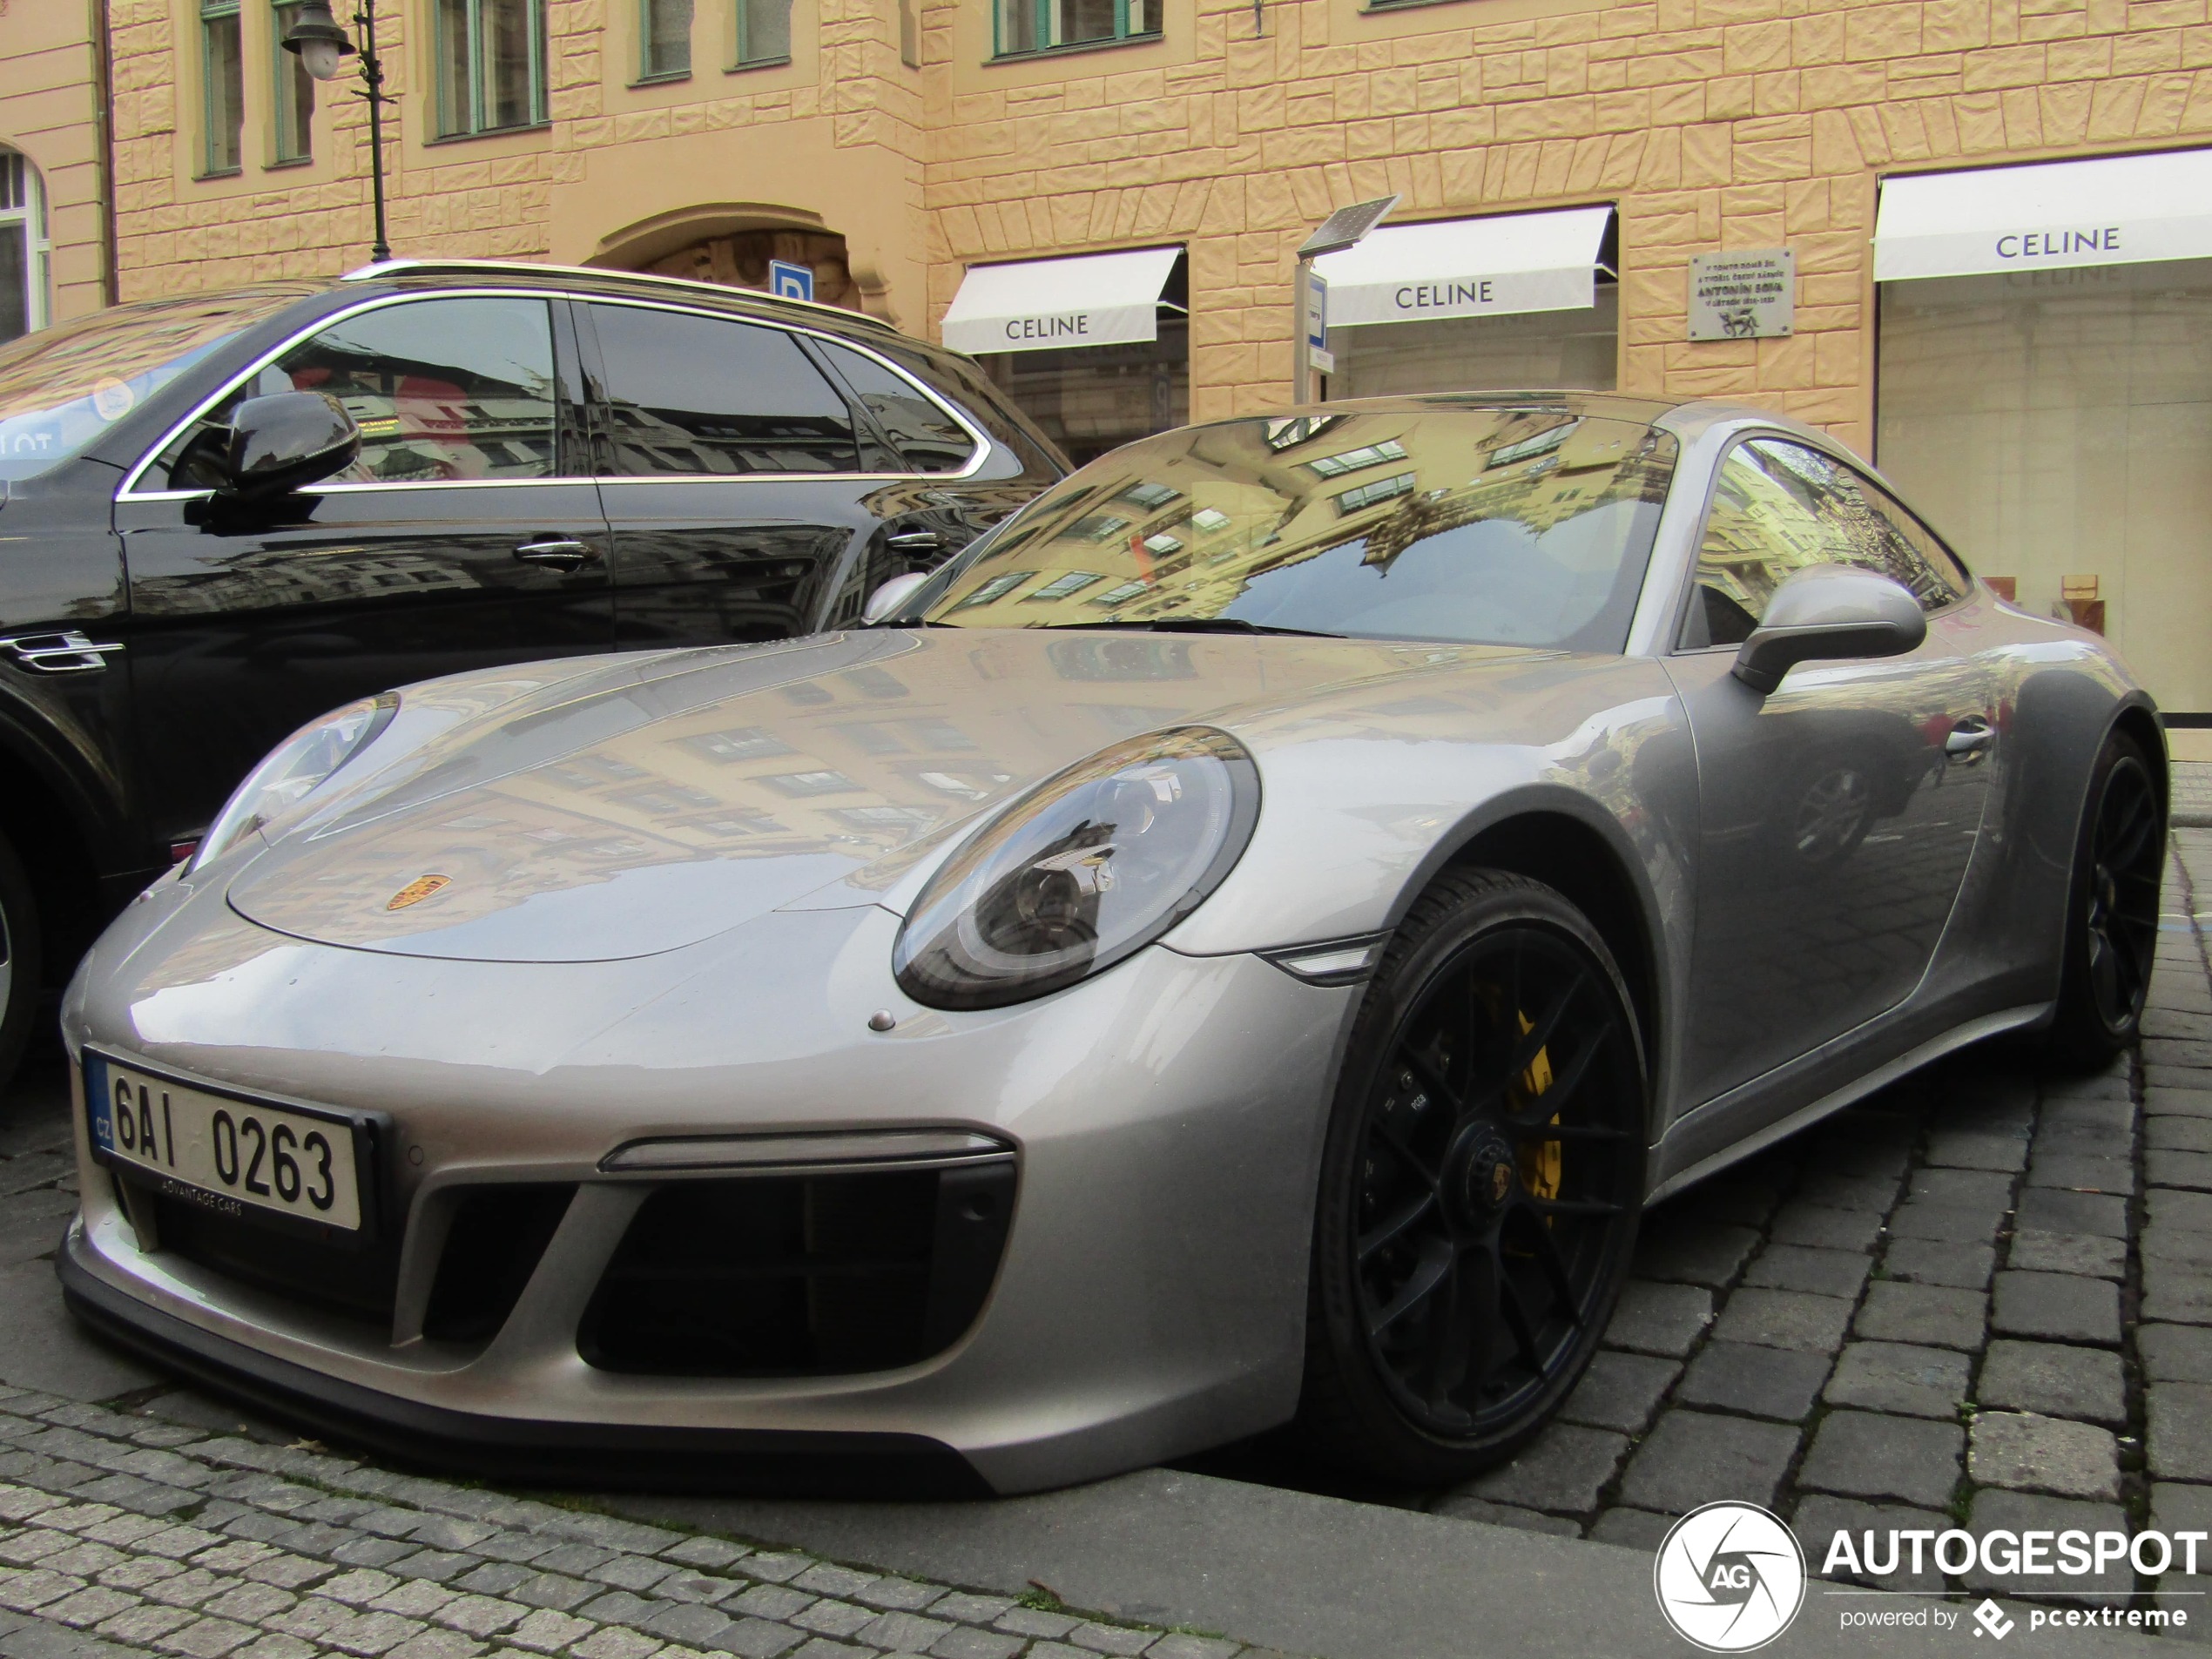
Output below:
[887,529,943,551]
[1945,720,1995,757]
[513,538,601,572]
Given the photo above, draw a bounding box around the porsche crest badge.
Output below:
[386,874,452,912]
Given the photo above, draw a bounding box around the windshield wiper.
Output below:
[1044,617,1347,639]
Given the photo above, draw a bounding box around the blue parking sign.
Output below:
[769,260,814,301]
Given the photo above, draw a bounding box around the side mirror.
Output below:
[862,570,932,626]
[1731,566,1927,694]
[218,392,361,501]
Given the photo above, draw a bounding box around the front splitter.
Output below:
[57,1243,991,1499]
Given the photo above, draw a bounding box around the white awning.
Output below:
[1875,148,2212,281]
[941,247,1181,355]
[1313,206,1613,328]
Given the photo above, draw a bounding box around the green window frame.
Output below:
[270,0,315,163]
[200,0,245,176]
[435,0,549,138]
[640,0,692,79]
[992,0,1157,58]
[735,0,793,67]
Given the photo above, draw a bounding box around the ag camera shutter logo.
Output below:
[1654,1501,1807,1651]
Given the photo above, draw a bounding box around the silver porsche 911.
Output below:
[58,394,2163,1495]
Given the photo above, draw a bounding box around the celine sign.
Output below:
[1875,148,2212,281]
[1313,206,1614,328]
[942,247,1183,355]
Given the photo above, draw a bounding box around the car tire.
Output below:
[0,826,41,1096]
[2046,728,2163,1070]
[1296,867,1648,1485]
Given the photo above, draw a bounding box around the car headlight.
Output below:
[191,694,398,872]
[893,726,1261,1009]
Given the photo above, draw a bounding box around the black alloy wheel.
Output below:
[2049,730,2162,1066]
[1298,869,1646,1483]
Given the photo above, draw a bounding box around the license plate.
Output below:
[84,1052,365,1232]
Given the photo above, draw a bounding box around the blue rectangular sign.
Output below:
[769,260,814,301]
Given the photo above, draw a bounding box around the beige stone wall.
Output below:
[921,0,2212,453]
[108,0,928,327]
[99,0,2212,452]
[0,0,110,322]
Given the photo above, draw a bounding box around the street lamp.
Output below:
[283,0,393,264]
[1292,194,1399,405]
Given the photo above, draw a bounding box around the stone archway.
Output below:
[586,205,871,315]
[639,228,860,312]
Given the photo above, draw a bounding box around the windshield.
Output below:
[0,285,317,483]
[921,407,1678,651]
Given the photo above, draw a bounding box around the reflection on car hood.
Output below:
[226,628,1547,962]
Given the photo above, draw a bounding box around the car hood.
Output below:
[225,628,1553,962]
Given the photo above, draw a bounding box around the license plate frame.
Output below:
[82,1048,384,1248]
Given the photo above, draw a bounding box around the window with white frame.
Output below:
[271,0,316,162]
[435,0,548,137]
[0,152,51,345]
[201,0,245,174]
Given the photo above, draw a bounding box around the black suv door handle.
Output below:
[513,538,600,572]
[887,529,942,552]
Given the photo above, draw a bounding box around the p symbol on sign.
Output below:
[769,260,814,302]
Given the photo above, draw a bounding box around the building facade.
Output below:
[84,0,2212,713]
[0,1,114,339]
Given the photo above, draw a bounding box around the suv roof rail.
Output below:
[337,258,904,335]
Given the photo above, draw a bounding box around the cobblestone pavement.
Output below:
[0,1384,1278,1659]
[0,1063,1287,1659]
[1394,826,2212,1622]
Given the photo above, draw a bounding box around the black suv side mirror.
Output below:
[216,393,361,501]
[1732,566,1927,694]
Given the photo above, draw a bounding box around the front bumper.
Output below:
[59,1247,989,1494]
[63,887,1355,1494]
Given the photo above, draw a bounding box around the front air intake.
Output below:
[577,1163,1015,1376]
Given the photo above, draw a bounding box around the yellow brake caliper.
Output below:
[1514,1010,1563,1205]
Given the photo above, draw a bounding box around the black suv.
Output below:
[0,260,1066,1085]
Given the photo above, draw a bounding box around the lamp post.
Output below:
[283,0,392,264]
[1292,194,1399,405]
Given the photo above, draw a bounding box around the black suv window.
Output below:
[160,296,561,489]
[589,303,858,475]
[814,339,974,474]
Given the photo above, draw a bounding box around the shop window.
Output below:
[973,253,1188,467]
[995,0,1158,57]
[1878,258,2212,714]
[435,0,548,138]
[200,0,245,176]
[737,0,793,65]
[1329,287,1619,399]
[1319,209,1620,399]
[641,0,691,78]
[0,152,51,346]
[270,0,316,162]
